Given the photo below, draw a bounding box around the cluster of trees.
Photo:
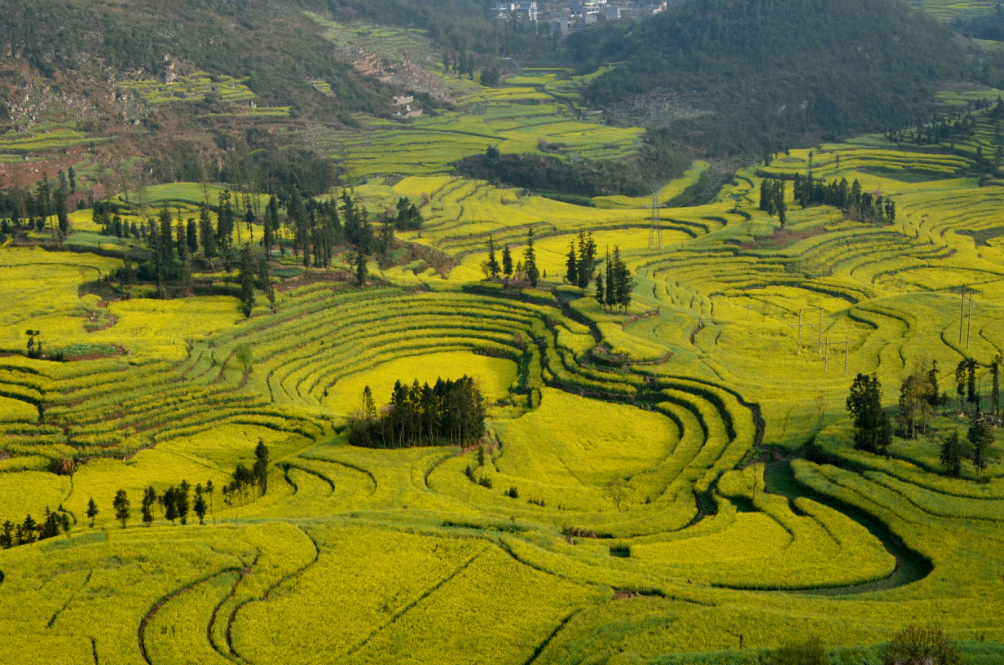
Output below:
[223,440,270,506]
[595,247,634,313]
[0,173,72,237]
[896,361,941,439]
[759,179,788,227]
[393,197,423,231]
[790,173,896,224]
[0,507,71,549]
[564,231,598,288]
[102,445,268,529]
[939,419,997,482]
[952,355,1003,417]
[483,229,540,287]
[348,377,486,448]
[456,146,688,200]
[846,373,894,455]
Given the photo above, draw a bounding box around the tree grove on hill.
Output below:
[349,377,486,448]
[596,246,633,313]
[846,373,893,455]
[791,173,895,224]
[565,231,598,288]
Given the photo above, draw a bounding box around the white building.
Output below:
[495,2,538,21]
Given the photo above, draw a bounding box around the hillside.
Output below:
[569,0,973,156]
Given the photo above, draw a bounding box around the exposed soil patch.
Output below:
[742,226,825,250]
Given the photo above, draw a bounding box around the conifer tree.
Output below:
[940,429,963,477]
[194,488,207,525]
[177,481,190,525]
[577,231,597,289]
[141,487,155,527]
[113,490,130,528]
[523,228,539,287]
[257,256,275,311]
[355,249,368,286]
[565,240,578,285]
[199,205,217,267]
[595,269,605,309]
[239,244,256,317]
[604,248,614,308]
[254,440,269,496]
[487,236,500,279]
[502,244,513,281]
[186,219,198,255]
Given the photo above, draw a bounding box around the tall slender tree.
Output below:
[523,228,539,287]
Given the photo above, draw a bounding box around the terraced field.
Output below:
[6,65,1004,665]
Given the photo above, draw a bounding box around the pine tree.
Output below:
[612,246,633,312]
[141,486,155,527]
[264,195,279,256]
[486,236,500,279]
[940,429,962,477]
[254,439,269,496]
[604,249,614,309]
[577,231,596,289]
[523,228,539,287]
[502,245,513,281]
[239,244,256,317]
[67,166,76,193]
[565,240,578,285]
[257,256,275,311]
[968,417,995,482]
[113,490,130,528]
[176,481,190,525]
[355,249,368,286]
[595,269,605,309]
[199,205,217,267]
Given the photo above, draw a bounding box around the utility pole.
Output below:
[790,307,822,356]
[844,336,858,372]
[648,192,663,250]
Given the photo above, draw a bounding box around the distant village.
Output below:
[494,0,673,33]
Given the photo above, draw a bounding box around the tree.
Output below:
[955,360,967,412]
[113,490,130,528]
[177,481,190,525]
[898,367,934,439]
[611,246,633,313]
[565,240,578,286]
[68,166,76,194]
[187,219,199,255]
[354,249,368,286]
[194,486,208,525]
[927,360,941,408]
[606,478,629,511]
[846,373,891,454]
[205,480,215,524]
[486,236,500,279]
[879,625,962,665]
[254,439,269,496]
[164,487,178,525]
[141,486,155,527]
[523,228,539,287]
[967,416,995,482]
[940,429,963,477]
[239,244,256,317]
[502,244,513,281]
[577,231,597,288]
[86,498,98,527]
[199,205,217,267]
[595,269,605,308]
[54,189,69,237]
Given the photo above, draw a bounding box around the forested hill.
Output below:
[568,0,973,156]
[0,0,389,117]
